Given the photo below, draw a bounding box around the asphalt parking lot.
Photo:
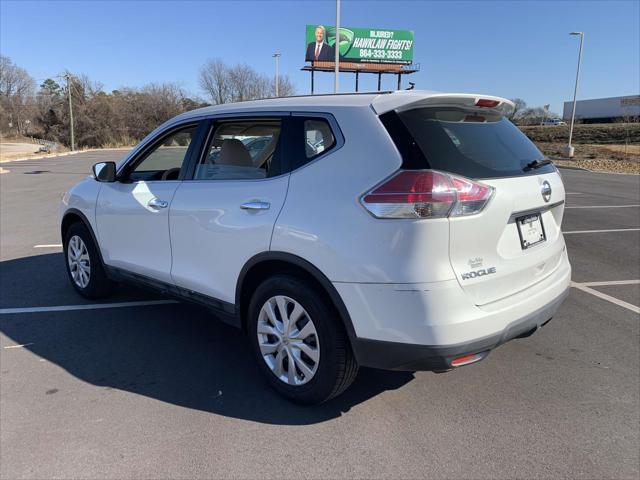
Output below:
[1,151,638,479]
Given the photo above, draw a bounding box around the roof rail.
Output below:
[257,91,394,101]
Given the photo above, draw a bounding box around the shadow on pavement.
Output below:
[0,253,414,425]
[0,253,157,307]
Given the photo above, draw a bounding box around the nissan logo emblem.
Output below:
[541,181,552,203]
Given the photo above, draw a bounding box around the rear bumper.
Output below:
[334,249,571,371]
[351,286,569,371]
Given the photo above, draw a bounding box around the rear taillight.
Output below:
[449,175,494,217]
[361,170,493,219]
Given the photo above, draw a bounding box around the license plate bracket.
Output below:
[516,212,546,250]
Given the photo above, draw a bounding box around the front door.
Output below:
[96,123,201,283]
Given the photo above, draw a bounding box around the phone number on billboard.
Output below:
[359,49,404,60]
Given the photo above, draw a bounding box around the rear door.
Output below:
[448,173,566,305]
[169,115,290,304]
[381,100,567,305]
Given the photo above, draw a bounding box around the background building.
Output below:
[563,95,640,123]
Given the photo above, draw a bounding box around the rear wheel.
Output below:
[64,222,115,299]
[248,275,358,404]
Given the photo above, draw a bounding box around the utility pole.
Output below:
[564,32,584,158]
[272,53,281,97]
[64,73,75,151]
[334,0,340,93]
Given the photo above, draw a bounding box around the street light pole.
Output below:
[272,53,281,97]
[64,73,75,151]
[334,0,340,93]
[565,31,584,158]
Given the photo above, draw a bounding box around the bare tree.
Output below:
[517,106,560,126]
[2,58,295,148]
[272,74,296,98]
[228,63,258,102]
[0,55,35,98]
[199,58,231,105]
[509,98,526,120]
[0,55,36,135]
[199,58,296,104]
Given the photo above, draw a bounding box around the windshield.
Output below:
[386,107,555,178]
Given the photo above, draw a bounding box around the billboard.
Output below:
[305,25,414,64]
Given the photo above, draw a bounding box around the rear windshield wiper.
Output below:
[523,158,553,171]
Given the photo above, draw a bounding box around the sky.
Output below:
[1,0,638,115]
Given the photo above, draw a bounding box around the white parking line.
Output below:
[571,281,640,314]
[563,228,640,234]
[565,205,640,209]
[0,300,177,315]
[582,280,640,287]
[3,342,34,349]
[34,244,62,249]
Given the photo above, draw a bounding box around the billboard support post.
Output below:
[334,0,340,93]
[311,68,315,95]
[304,63,420,93]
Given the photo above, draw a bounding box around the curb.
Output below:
[1,150,79,163]
[556,165,590,172]
[0,147,130,164]
[556,164,639,175]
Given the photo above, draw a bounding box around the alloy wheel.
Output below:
[67,235,91,288]
[257,295,320,386]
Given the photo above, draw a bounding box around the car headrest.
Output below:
[252,133,279,168]
[217,139,253,167]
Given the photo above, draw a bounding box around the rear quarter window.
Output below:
[305,119,335,158]
[287,116,340,172]
[380,108,555,178]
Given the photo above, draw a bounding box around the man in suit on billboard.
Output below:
[306,25,336,62]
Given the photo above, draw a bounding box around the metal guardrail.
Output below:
[29,137,59,153]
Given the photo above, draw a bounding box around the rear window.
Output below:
[380,108,555,178]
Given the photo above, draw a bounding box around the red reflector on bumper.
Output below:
[451,352,487,367]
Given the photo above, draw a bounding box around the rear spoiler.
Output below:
[371,91,515,117]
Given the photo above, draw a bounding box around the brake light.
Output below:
[475,98,500,108]
[361,170,494,219]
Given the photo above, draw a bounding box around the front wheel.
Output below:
[64,222,115,299]
[248,275,358,405]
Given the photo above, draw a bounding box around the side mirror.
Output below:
[92,162,116,182]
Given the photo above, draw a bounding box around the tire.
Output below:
[63,222,115,299]
[248,275,359,405]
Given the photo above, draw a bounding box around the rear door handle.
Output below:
[148,198,169,209]
[240,201,270,211]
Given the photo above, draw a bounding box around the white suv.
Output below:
[60,91,571,404]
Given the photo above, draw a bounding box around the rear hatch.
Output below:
[376,93,566,305]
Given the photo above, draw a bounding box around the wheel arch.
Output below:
[236,252,358,345]
[61,208,105,265]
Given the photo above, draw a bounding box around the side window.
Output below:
[194,119,282,180]
[304,119,335,158]
[129,125,198,181]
